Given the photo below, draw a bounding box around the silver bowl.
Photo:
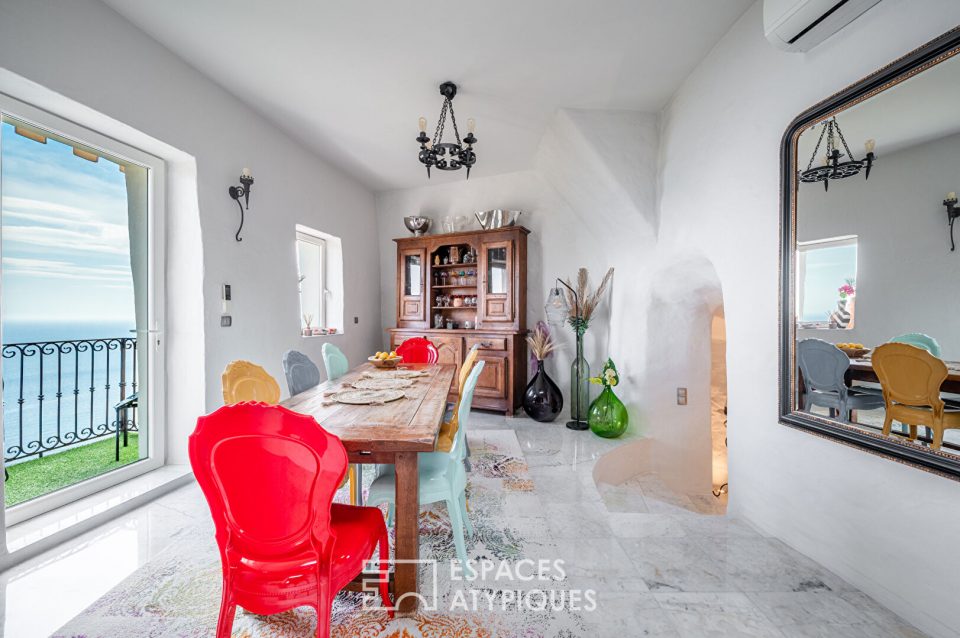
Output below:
[403,215,432,236]
[475,209,522,229]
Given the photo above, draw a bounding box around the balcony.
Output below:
[3,337,140,507]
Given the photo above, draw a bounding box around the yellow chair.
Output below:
[221,359,358,503]
[872,343,960,450]
[436,345,481,453]
[221,360,281,404]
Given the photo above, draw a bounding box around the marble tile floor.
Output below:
[1,412,928,637]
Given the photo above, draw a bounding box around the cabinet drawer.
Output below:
[466,336,507,351]
[475,353,508,400]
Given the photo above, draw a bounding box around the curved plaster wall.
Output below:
[378,109,663,431]
[377,108,726,494]
[657,2,960,636]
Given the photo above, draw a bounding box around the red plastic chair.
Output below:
[189,402,393,638]
[395,336,439,364]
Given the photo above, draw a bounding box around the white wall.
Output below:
[376,110,663,425]
[0,0,383,472]
[658,2,960,636]
[798,132,960,359]
[376,109,722,493]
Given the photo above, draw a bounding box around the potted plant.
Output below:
[302,313,314,337]
[523,322,563,422]
[588,358,628,438]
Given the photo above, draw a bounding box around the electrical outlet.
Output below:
[677,387,687,405]
[354,316,359,324]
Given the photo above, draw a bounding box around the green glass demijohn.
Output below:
[588,359,628,438]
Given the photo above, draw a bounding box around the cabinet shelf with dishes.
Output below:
[392,225,528,414]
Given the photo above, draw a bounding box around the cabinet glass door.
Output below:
[398,246,427,325]
[404,254,422,296]
[479,240,513,325]
[486,247,508,294]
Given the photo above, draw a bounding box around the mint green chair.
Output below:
[365,361,484,567]
[321,342,349,381]
[889,333,942,357]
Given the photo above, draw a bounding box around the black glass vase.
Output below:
[523,360,564,422]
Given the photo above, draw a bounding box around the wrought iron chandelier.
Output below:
[416,82,477,179]
[799,117,875,191]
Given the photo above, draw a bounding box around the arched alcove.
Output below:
[594,252,727,514]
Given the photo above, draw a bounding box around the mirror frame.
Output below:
[779,26,960,480]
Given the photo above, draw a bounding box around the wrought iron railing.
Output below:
[2,337,138,465]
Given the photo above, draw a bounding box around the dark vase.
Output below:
[523,360,563,422]
[588,385,629,438]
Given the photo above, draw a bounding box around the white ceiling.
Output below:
[798,51,960,165]
[101,0,753,191]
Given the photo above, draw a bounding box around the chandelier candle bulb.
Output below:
[240,167,252,178]
[864,138,876,153]
[948,192,957,201]
[419,117,427,133]
[467,118,476,134]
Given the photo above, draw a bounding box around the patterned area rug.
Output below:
[53,430,588,637]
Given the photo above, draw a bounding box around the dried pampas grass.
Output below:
[526,321,558,361]
[563,267,614,324]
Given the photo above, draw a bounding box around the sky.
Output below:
[1,118,136,324]
[800,243,857,322]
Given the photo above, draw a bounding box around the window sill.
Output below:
[2,465,192,568]
[798,323,851,331]
[299,332,344,338]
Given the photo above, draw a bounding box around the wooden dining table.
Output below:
[281,361,456,615]
[848,357,960,394]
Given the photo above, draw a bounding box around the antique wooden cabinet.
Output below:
[390,226,529,414]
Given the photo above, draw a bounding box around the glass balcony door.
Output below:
[0,94,165,523]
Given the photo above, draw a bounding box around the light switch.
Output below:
[221,284,232,314]
[221,315,232,327]
[677,387,688,405]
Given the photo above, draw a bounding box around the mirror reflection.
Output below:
[793,50,960,455]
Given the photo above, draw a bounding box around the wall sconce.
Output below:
[228,168,254,242]
[945,191,959,251]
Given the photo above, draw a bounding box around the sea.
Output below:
[2,320,138,464]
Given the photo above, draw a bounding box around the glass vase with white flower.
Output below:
[587,358,628,438]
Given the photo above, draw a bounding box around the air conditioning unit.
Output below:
[764,0,882,52]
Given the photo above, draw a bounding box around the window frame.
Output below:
[296,229,327,333]
[796,235,858,330]
[0,91,166,525]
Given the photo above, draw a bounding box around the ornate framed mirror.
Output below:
[779,26,960,479]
